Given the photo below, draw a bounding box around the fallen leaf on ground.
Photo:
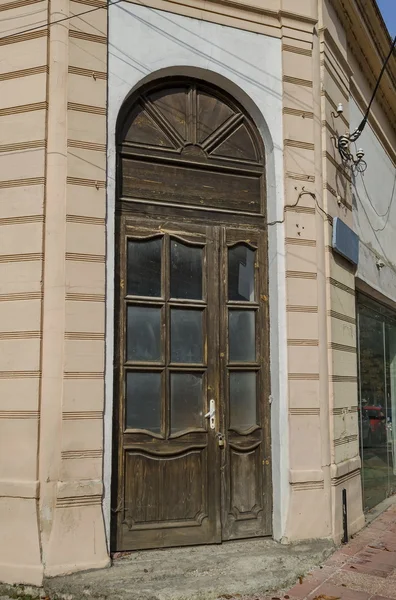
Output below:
[313,595,340,600]
[298,576,304,584]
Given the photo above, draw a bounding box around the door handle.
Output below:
[205,399,216,430]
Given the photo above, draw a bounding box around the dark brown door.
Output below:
[113,218,221,550]
[112,78,272,551]
[219,227,272,540]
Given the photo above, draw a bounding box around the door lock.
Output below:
[205,399,216,430]
[216,432,225,448]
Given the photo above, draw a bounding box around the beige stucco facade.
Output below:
[0,0,395,586]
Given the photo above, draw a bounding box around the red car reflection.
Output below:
[361,406,386,446]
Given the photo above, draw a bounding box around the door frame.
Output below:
[111,203,272,550]
[104,69,288,548]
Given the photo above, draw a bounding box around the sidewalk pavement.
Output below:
[236,502,396,600]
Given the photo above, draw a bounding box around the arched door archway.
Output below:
[112,79,272,551]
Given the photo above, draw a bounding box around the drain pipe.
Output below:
[342,488,348,544]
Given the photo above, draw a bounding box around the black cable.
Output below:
[355,36,396,136]
[267,188,331,226]
[0,0,123,42]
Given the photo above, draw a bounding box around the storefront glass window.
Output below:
[357,294,396,510]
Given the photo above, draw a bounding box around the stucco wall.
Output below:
[106,1,287,543]
[351,99,396,305]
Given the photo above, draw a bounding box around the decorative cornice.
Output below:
[288,373,320,381]
[65,252,105,263]
[327,277,355,296]
[328,310,355,325]
[283,44,312,57]
[288,339,319,346]
[66,292,105,302]
[66,215,105,225]
[0,102,47,117]
[68,66,107,80]
[289,408,320,415]
[0,28,48,46]
[285,237,316,247]
[283,107,314,119]
[287,305,318,313]
[283,75,313,88]
[69,30,107,45]
[286,270,317,280]
[0,65,48,82]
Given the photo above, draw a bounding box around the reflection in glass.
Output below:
[386,323,396,495]
[171,309,203,363]
[126,371,161,432]
[229,310,256,362]
[171,373,203,433]
[127,306,161,362]
[359,309,389,510]
[228,244,255,301]
[229,371,257,430]
[127,238,162,297]
[170,240,202,300]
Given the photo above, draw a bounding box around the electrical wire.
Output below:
[0,0,123,42]
[267,187,331,226]
[354,35,396,136]
[373,170,396,232]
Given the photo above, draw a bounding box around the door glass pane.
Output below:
[230,371,257,431]
[127,238,162,297]
[386,322,396,497]
[358,310,388,510]
[171,309,203,363]
[228,244,255,302]
[171,373,203,434]
[229,310,256,362]
[170,240,202,300]
[127,306,161,362]
[126,371,161,433]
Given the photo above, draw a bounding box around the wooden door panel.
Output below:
[220,226,272,540]
[113,217,221,550]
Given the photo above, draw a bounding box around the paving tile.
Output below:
[287,567,337,598]
[342,561,394,578]
[306,581,371,600]
[327,570,384,595]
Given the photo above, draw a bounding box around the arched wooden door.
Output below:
[112,79,272,551]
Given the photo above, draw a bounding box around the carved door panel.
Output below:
[219,226,272,540]
[113,217,221,551]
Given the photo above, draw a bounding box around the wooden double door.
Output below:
[113,213,272,550]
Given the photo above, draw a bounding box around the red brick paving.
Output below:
[283,504,396,600]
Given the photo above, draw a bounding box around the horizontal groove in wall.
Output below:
[56,494,102,508]
[285,237,316,247]
[286,172,315,183]
[328,310,356,325]
[283,107,314,119]
[65,252,105,263]
[64,371,104,379]
[324,151,352,183]
[332,406,358,415]
[288,339,319,346]
[66,176,105,188]
[69,29,106,45]
[68,139,106,152]
[73,0,107,7]
[0,291,42,302]
[331,469,360,486]
[0,140,46,153]
[289,408,320,415]
[285,205,315,215]
[331,375,357,383]
[291,481,324,491]
[322,59,350,99]
[286,271,317,280]
[0,410,39,419]
[283,75,313,88]
[67,102,106,116]
[287,305,318,313]
[0,177,45,189]
[61,449,103,459]
[66,292,105,302]
[0,0,40,11]
[65,332,105,340]
[284,139,315,151]
[328,277,355,296]
[0,370,40,378]
[56,495,101,508]
[329,342,356,353]
[68,65,107,79]
[0,102,47,117]
[324,182,352,211]
[0,65,48,82]
[0,331,40,340]
[288,373,320,381]
[66,214,105,225]
[0,28,48,46]
[0,252,43,263]
[282,44,312,57]
[63,411,102,420]
[0,215,44,226]
[334,434,358,446]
